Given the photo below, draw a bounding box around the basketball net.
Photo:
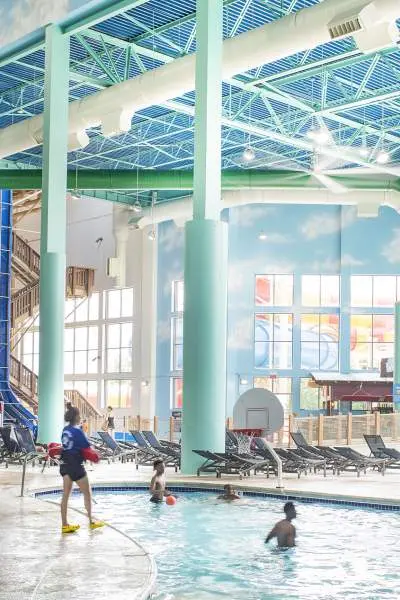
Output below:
[236,434,252,454]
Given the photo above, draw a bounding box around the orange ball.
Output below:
[166,495,177,505]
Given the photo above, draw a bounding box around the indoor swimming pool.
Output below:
[63,487,400,600]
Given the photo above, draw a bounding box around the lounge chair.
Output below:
[274,447,327,477]
[97,431,136,462]
[252,438,307,478]
[364,434,400,466]
[333,446,386,476]
[225,430,239,451]
[193,449,270,479]
[141,430,181,468]
[193,450,230,477]
[129,430,177,470]
[291,432,345,474]
[0,426,21,463]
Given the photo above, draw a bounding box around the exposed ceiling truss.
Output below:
[0,0,399,206]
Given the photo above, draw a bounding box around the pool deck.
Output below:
[2,456,400,599]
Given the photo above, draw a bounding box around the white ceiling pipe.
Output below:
[131,188,400,228]
[0,0,399,158]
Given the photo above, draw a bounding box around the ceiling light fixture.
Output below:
[239,377,248,385]
[307,128,330,145]
[376,150,390,164]
[243,146,255,162]
[359,146,370,158]
[258,231,267,241]
[133,199,142,213]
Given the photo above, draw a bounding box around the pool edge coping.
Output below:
[32,480,400,511]
[30,485,157,600]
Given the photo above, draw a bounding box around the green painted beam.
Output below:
[0,169,398,193]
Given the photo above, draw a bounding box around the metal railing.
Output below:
[10,354,37,399]
[12,233,40,278]
[11,266,95,325]
[64,389,102,420]
[66,266,95,299]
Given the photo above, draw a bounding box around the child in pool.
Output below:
[149,459,176,503]
[217,484,240,501]
[265,502,296,548]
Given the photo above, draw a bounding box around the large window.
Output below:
[171,317,183,371]
[301,314,339,370]
[254,376,292,412]
[170,377,183,409]
[300,378,325,411]
[172,280,184,313]
[105,379,132,408]
[255,275,293,306]
[64,326,99,375]
[65,292,100,323]
[105,287,134,319]
[20,331,39,374]
[351,275,400,307]
[105,322,133,373]
[65,380,98,408]
[19,286,135,409]
[302,275,340,307]
[254,313,293,369]
[350,314,394,370]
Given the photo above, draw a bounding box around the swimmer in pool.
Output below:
[217,484,240,501]
[265,502,296,548]
[149,459,173,503]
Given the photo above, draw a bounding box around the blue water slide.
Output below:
[0,189,38,438]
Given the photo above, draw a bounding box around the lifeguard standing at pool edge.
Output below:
[60,406,105,534]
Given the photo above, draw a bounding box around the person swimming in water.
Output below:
[265,502,296,548]
[149,459,169,503]
[217,484,240,501]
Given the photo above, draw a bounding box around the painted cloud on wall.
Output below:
[229,205,275,227]
[382,229,400,264]
[0,0,70,46]
[227,316,253,351]
[158,224,184,254]
[300,209,354,240]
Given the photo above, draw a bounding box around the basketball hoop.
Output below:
[236,434,252,455]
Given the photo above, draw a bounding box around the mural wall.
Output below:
[156,203,400,420]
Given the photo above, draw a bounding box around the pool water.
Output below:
[71,490,400,600]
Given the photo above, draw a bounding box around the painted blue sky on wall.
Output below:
[0,0,90,48]
[155,202,400,417]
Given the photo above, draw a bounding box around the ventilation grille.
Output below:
[329,17,362,40]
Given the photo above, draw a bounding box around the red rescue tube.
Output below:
[81,447,100,463]
[49,445,62,459]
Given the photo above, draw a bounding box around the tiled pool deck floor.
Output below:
[2,455,400,599]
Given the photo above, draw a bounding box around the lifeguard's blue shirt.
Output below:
[61,425,90,458]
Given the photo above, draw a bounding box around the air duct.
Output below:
[0,0,399,158]
[131,188,400,228]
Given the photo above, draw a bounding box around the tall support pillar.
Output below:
[393,302,400,412]
[181,0,227,473]
[38,26,69,443]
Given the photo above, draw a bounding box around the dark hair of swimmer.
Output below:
[284,502,296,519]
[64,406,80,426]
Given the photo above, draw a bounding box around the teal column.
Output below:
[181,0,227,473]
[38,25,69,443]
[393,302,400,412]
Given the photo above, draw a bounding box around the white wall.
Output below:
[16,195,158,421]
